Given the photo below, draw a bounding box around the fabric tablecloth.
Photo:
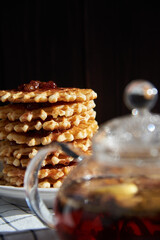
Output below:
[0,197,59,239]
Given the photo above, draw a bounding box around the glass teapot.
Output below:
[24,80,160,240]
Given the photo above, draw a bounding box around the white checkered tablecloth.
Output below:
[0,197,59,239]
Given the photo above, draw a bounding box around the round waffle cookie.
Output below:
[4,120,98,146]
[4,164,75,180]
[0,109,96,133]
[0,138,92,159]
[0,87,97,103]
[0,141,41,158]
[2,147,91,168]
[0,100,95,122]
[2,154,74,168]
[2,174,64,188]
[2,163,75,186]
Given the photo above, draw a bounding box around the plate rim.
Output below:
[0,184,58,193]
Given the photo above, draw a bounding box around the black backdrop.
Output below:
[1,1,160,124]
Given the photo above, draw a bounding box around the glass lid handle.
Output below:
[124,80,158,115]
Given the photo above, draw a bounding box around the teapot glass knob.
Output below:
[124,80,158,115]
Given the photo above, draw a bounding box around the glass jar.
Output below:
[25,80,160,240]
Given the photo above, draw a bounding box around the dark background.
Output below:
[1,1,160,124]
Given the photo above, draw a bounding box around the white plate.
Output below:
[0,185,58,208]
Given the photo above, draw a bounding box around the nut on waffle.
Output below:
[0,81,98,188]
[0,100,95,122]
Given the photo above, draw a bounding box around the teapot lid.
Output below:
[93,80,160,160]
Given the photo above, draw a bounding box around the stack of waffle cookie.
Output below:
[0,81,98,188]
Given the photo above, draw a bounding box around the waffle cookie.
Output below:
[0,81,98,188]
[0,100,95,122]
[5,120,98,146]
[2,174,65,188]
[0,109,96,132]
[0,138,92,159]
[2,164,75,187]
[2,154,74,168]
[0,86,97,103]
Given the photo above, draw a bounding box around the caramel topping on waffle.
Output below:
[18,80,57,92]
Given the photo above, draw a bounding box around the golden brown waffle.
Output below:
[0,105,13,119]
[2,173,64,188]
[0,100,95,122]
[0,130,7,140]
[2,154,74,168]
[2,174,25,186]
[0,138,92,159]
[0,141,41,158]
[0,176,10,186]
[0,88,97,103]
[4,120,98,146]
[3,163,75,182]
[0,110,96,133]
[0,141,21,157]
[2,147,91,168]
[38,178,64,188]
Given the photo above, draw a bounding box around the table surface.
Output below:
[0,197,59,239]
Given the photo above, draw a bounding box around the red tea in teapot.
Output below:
[55,176,160,240]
